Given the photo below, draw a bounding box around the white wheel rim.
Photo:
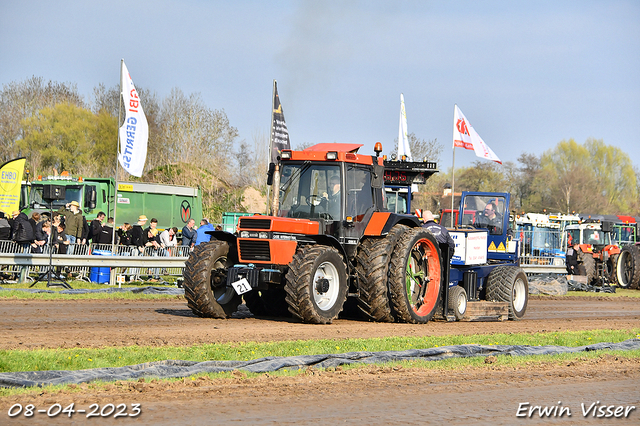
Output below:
[513,278,526,312]
[313,261,340,311]
[457,292,467,315]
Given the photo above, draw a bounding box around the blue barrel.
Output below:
[90,249,112,284]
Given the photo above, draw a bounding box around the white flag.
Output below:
[453,105,501,164]
[398,94,412,160]
[118,61,148,177]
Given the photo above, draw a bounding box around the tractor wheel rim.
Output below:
[513,277,526,312]
[313,261,340,311]
[405,238,441,316]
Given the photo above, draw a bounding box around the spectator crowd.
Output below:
[1,205,224,252]
[1,204,224,281]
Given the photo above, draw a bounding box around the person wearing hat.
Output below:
[130,214,148,248]
[58,201,84,253]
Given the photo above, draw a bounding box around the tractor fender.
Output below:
[302,234,349,261]
[364,212,421,237]
[208,230,238,249]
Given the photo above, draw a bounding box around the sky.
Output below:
[1,0,639,172]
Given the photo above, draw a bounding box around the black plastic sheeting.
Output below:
[528,274,569,296]
[0,286,184,295]
[1,339,638,388]
[527,274,617,294]
[567,281,617,293]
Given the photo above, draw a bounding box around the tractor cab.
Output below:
[275,145,383,258]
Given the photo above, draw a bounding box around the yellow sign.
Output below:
[0,158,26,216]
[497,242,506,252]
[118,183,133,192]
[488,241,497,251]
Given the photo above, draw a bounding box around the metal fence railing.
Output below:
[0,240,192,283]
[516,229,566,267]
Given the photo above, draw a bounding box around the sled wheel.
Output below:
[355,224,408,322]
[448,285,467,321]
[183,241,241,318]
[284,245,347,324]
[388,228,442,324]
[486,265,528,320]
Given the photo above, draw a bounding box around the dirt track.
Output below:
[0,296,639,350]
[1,296,639,425]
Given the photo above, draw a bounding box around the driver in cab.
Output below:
[475,201,502,235]
[322,175,341,219]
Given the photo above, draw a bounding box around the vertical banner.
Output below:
[398,93,412,160]
[270,81,290,164]
[118,61,149,177]
[0,158,26,216]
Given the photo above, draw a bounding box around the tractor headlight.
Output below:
[240,231,250,238]
[259,232,269,239]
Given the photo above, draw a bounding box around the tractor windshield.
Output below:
[277,163,341,220]
[461,194,507,235]
[384,188,408,214]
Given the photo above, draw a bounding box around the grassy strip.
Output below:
[0,290,181,300]
[1,349,639,398]
[0,279,181,300]
[1,329,638,374]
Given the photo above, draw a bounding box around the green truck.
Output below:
[21,175,202,230]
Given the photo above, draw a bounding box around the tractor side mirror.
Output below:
[85,185,97,210]
[371,164,384,188]
[266,163,276,186]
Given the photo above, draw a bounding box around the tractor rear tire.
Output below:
[284,245,348,324]
[616,245,640,289]
[578,249,596,285]
[355,224,408,322]
[388,228,443,324]
[486,265,528,320]
[183,241,241,318]
[448,285,467,321]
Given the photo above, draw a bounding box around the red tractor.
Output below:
[565,220,621,286]
[183,143,528,323]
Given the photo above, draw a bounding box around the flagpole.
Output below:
[451,104,456,228]
[451,142,456,229]
[266,80,275,216]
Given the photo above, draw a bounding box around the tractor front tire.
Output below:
[388,228,443,324]
[607,253,619,286]
[284,245,348,324]
[486,265,528,320]
[616,245,640,289]
[356,224,408,322]
[183,241,241,318]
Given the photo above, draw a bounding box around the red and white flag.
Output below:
[118,61,149,177]
[453,105,501,164]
